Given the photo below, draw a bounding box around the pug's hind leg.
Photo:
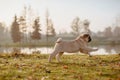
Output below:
[48,51,58,62]
[56,52,64,62]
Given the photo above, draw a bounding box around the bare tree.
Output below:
[80,19,91,35]
[46,9,56,37]
[71,17,80,35]
[115,15,120,26]
[113,26,120,38]
[103,26,113,38]
[19,16,27,42]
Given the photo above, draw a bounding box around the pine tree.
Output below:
[0,22,5,36]
[11,15,21,43]
[31,17,41,40]
[0,22,5,41]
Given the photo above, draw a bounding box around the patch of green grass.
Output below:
[0,53,120,80]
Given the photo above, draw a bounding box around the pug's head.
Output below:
[81,34,92,43]
[76,33,92,43]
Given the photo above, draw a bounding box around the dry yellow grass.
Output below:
[0,53,120,80]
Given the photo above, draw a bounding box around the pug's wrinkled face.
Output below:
[83,34,92,42]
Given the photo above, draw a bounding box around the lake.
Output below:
[0,45,120,55]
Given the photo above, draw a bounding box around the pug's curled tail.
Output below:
[56,38,62,43]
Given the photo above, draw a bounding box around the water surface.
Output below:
[0,45,119,55]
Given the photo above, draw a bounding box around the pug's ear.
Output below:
[83,34,89,38]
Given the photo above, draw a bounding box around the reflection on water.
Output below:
[0,47,53,54]
[92,45,120,55]
[0,45,120,55]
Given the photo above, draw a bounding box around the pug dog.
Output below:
[48,34,98,62]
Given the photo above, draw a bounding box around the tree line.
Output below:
[0,6,90,44]
[10,7,56,43]
[0,6,120,45]
[95,26,120,40]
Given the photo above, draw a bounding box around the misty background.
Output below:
[0,0,120,54]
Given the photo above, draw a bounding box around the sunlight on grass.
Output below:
[0,53,120,80]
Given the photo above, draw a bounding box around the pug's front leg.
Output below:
[81,45,98,52]
[84,51,92,57]
[79,49,92,57]
[88,52,92,57]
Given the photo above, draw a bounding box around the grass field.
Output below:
[0,53,120,80]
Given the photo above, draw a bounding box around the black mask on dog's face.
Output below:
[83,34,92,43]
[88,35,92,42]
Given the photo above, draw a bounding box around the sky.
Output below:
[0,0,120,33]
